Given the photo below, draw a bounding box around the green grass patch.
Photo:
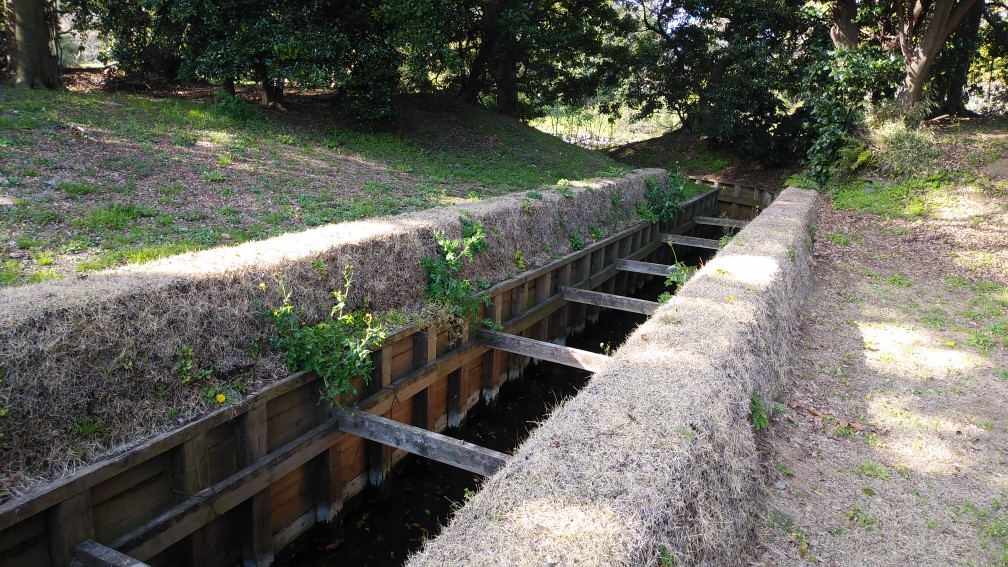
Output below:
[58,181,101,198]
[887,273,912,287]
[855,460,889,480]
[75,203,159,231]
[0,260,20,285]
[825,231,851,245]
[831,178,955,218]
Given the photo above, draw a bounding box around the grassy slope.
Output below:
[0,88,620,287]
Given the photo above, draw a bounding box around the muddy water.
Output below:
[274,300,653,567]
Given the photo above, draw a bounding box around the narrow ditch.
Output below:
[276,236,722,567]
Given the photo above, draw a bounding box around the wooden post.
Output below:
[174,436,211,567]
[367,343,395,486]
[47,491,95,567]
[551,263,572,339]
[532,272,552,342]
[237,404,273,567]
[481,293,505,404]
[412,327,436,430]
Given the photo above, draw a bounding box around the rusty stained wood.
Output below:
[477,329,609,373]
[75,539,151,567]
[663,234,721,250]
[613,258,674,278]
[335,411,509,477]
[559,286,659,317]
[695,216,749,229]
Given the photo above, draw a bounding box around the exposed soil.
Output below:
[755,188,1008,565]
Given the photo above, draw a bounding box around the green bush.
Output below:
[421,218,495,328]
[272,266,388,404]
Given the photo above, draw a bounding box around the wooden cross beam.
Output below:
[76,540,152,567]
[335,411,510,477]
[695,216,749,229]
[477,329,610,372]
[662,234,721,250]
[559,286,659,316]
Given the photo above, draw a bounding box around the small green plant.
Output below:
[0,260,21,285]
[719,234,732,249]
[887,273,911,287]
[554,185,575,198]
[750,396,771,430]
[658,545,675,567]
[664,250,697,291]
[514,249,526,271]
[421,218,496,329]
[775,463,795,478]
[73,415,108,440]
[569,233,584,250]
[201,169,227,183]
[589,226,604,240]
[172,344,213,384]
[657,291,672,304]
[995,369,1008,382]
[845,507,880,531]
[636,202,658,223]
[855,460,890,480]
[272,266,388,404]
[525,190,543,200]
[826,231,851,245]
[59,181,100,198]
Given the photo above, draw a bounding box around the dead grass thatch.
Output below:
[406,187,820,566]
[0,169,664,499]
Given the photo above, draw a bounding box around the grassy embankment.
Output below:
[0,88,625,287]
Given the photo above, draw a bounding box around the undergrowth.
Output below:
[421,217,497,331]
[271,265,388,405]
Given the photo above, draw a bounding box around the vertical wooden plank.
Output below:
[533,272,552,342]
[447,368,463,428]
[481,293,505,404]
[174,437,211,567]
[48,491,95,567]
[411,327,435,430]
[236,404,272,567]
[731,184,741,219]
[366,343,394,486]
[551,263,572,339]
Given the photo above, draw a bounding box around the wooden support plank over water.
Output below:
[613,258,673,278]
[477,330,609,373]
[559,287,659,316]
[695,216,749,229]
[334,411,509,477]
[76,539,151,567]
[663,234,721,250]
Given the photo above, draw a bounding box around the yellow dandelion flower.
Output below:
[946,341,955,347]
[215,393,226,404]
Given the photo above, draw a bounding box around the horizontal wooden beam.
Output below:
[559,287,658,316]
[695,216,748,229]
[663,234,721,250]
[336,411,509,477]
[477,330,609,373]
[613,258,672,278]
[76,540,151,567]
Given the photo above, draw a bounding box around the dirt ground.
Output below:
[755,185,1008,565]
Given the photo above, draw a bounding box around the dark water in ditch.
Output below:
[274,286,658,567]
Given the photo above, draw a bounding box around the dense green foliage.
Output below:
[272,267,388,405]
[421,217,496,329]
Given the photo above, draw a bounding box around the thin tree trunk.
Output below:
[2,0,14,71]
[11,0,59,88]
[222,77,235,96]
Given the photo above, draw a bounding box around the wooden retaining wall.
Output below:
[687,176,777,220]
[0,184,765,567]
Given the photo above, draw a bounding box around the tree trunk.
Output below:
[894,0,977,107]
[10,0,59,88]
[222,77,235,96]
[260,77,284,109]
[493,43,519,117]
[830,0,860,49]
[2,0,13,71]
[938,0,983,116]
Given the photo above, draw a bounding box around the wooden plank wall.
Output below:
[686,176,777,220]
[0,189,721,567]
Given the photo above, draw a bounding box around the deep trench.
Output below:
[275,231,722,567]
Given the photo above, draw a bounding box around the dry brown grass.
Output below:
[407,188,819,566]
[755,190,1008,566]
[0,170,659,500]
